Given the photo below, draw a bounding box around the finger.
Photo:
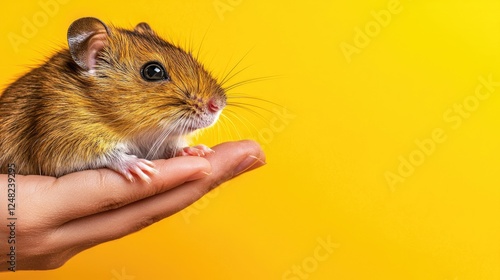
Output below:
[208,140,267,178]
[45,156,212,223]
[53,140,265,248]
[148,140,267,212]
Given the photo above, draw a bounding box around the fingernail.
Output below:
[201,171,212,176]
[234,155,266,176]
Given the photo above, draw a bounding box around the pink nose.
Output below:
[208,98,221,112]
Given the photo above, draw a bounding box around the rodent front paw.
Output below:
[109,155,158,183]
[177,145,214,157]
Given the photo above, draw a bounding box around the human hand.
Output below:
[0,140,265,271]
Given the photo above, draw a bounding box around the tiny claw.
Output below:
[125,172,135,183]
[177,144,214,157]
[193,144,214,154]
[138,160,158,175]
[109,156,158,183]
[133,166,152,184]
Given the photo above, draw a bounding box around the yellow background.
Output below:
[1,0,499,279]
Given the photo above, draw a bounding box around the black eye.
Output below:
[141,62,168,81]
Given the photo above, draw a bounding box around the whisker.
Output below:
[224,75,279,92]
[220,65,252,87]
[223,109,260,136]
[146,111,186,159]
[227,94,284,108]
[216,117,223,143]
[219,48,254,86]
[220,113,242,140]
[226,102,277,118]
[218,114,234,140]
[146,124,174,159]
[195,22,213,61]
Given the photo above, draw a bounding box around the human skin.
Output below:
[0,140,265,271]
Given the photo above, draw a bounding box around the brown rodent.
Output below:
[0,17,226,182]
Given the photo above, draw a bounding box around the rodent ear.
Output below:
[134,22,155,35]
[67,17,110,71]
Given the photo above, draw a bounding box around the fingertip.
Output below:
[187,158,212,181]
[152,156,212,182]
[212,140,266,167]
[212,140,265,161]
[240,139,266,163]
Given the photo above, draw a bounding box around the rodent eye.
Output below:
[141,62,168,81]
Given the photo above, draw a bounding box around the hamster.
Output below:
[0,17,226,183]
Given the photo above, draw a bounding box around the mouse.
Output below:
[0,17,226,183]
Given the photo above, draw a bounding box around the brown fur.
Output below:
[0,18,226,177]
